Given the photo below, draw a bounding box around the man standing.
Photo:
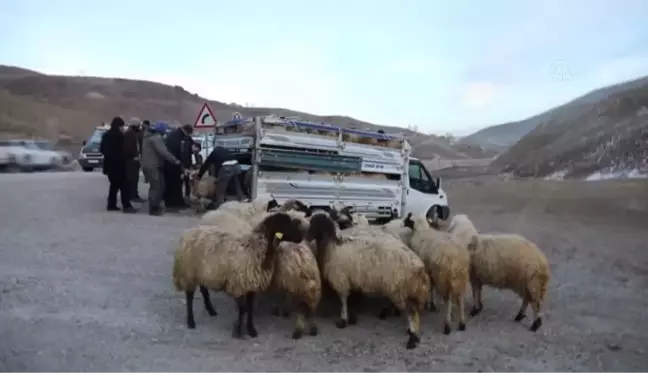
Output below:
[124,119,145,202]
[140,120,151,183]
[99,116,136,213]
[197,146,246,209]
[163,124,194,210]
[141,121,185,216]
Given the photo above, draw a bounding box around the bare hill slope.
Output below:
[491,75,648,179]
[0,65,483,159]
[459,76,648,154]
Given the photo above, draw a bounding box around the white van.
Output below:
[212,115,450,222]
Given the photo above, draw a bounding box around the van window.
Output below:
[88,129,106,144]
[409,161,431,193]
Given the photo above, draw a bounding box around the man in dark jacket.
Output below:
[198,146,246,208]
[99,116,136,213]
[163,124,194,209]
[124,121,145,202]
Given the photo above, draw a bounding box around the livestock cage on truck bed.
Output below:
[211,115,426,221]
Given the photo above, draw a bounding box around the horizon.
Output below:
[1,0,647,137]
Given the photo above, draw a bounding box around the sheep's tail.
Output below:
[408,266,432,311]
[172,245,186,292]
[528,265,550,304]
[467,234,479,252]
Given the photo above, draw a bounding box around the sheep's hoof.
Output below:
[378,308,389,319]
[406,334,420,349]
[514,312,526,322]
[271,307,280,316]
[282,309,291,318]
[291,329,304,339]
[530,317,542,332]
[348,313,358,325]
[247,325,258,338]
[469,306,482,317]
[187,319,196,329]
[458,322,466,331]
[428,303,437,312]
[309,324,318,336]
[443,324,451,335]
[335,319,348,329]
[207,308,217,317]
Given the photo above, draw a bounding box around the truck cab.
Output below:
[211,115,450,222]
[78,125,108,172]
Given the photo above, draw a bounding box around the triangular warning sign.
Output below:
[193,103,217,128]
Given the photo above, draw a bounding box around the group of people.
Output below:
[100,116,247,216]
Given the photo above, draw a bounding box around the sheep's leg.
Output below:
[529,299,543,332]
[185,290,197,329]
[281,294,292,318]
[469,280,483,316]
[232,295,246,339]
[514,298,529,322]
[427,289,437,312]
[347,292,360,325]
[335,293,349,329]
[405,304,421,349]
[291,303,306,340]
[307,306,318,336]
[457,296,466,331]
[199,285,217,316]
[443,296,453,335]
[245,292,258,338]
[271,292,283,316]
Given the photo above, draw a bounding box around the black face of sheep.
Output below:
[266,199,280,212]
[306,213,341,273]
[284,199,310,215]
[331,206,354,230]
[259,212,305,270]
[403,213,414,230]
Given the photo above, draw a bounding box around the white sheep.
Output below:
[433,213,479,249]
[467,233,550,332]
[269,233,322,339]
[172,211,306,338]
[307,212,430,349]
[404,213,471,335]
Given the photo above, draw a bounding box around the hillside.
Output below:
[491,75,648,179]
[459,76,648,153]
[0,65,487,159]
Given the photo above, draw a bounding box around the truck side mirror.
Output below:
[82,140,87,146]
[435,177,441,189]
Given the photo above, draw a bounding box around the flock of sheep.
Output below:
[172,197,551,349]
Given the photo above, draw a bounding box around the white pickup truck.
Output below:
[212,115,450,222]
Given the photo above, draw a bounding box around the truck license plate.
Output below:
[88,160,98,164]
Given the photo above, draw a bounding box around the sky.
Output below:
[1,0,647,136]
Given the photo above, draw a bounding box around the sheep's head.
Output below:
[279,199,310,215]
[257,211,305,244]
[265,198,280,212]
[330,206,354,230]
[403,212,415,230]
[306,213,341,244]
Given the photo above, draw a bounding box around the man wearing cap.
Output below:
[141,121,185,216]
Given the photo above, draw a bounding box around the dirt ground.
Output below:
[1,171,647,371]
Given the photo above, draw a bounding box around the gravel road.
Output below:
[1,172,647,371]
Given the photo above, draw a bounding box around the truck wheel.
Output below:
[82,167,94,172]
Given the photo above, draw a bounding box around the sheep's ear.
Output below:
[403,213,414,229]
[305,207,313,218]
[266,198,280,212]
[340,206,352,215]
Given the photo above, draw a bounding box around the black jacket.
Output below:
[100,128,127,174]
[197,147,236,178]
[164,128,192,168]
